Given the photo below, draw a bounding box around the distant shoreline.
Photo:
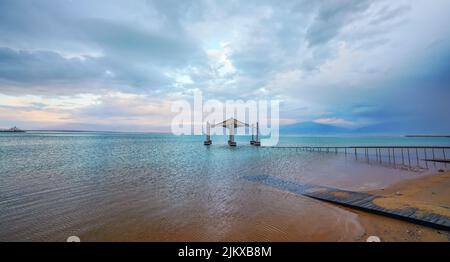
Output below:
[7,129,172,135]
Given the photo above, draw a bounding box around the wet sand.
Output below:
[78,171,450,242]
[356,170,450,241]
[80,184,366,241]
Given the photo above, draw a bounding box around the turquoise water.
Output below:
[0,132,449,241]
[277,135,450,147]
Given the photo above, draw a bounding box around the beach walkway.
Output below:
[244,175,450,231]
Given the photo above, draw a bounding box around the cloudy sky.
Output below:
[0,0,449,133]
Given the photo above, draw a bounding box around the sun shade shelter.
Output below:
[204,118,260,147]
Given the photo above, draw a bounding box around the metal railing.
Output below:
[265,146,450,169]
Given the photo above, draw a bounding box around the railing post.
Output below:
[432,148,436,168]
[424,148,428,169]
[379,148,382,163]
[392,148,396,166]
[407,148,411,168]
[443,148,447,161]
[388,148,391,163]
[375,148,378,162]
[270,146,447,170]
[401,148,404,165]
[416,148,419,167]
[444,148,447,168]
[367,148,369,163]
[378,148,380,162]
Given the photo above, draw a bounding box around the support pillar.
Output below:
[228,123,236,146]
[250,124,255,145]
[253,122,261,146]
[204,122,212,145]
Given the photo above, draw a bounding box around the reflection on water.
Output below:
[0,132,449,241]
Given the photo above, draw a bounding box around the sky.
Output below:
[0,0,449,133]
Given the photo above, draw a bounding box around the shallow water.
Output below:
[0,132,449,241]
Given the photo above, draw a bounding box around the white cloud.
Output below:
[313,117,354,127]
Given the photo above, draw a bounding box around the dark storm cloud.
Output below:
[305,0,372,46]
[0,47,172,95]
[0,0,207,95]
[0,47,104,82]
[78,18,205,67]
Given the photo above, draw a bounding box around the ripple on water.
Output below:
[1,133,446,241]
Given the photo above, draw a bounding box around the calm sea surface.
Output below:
[1,132,449,241]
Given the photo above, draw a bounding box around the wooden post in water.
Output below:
[444,148,447,168]
[432,148,436,168]
[355,148,357,160]
[443,148,447,161]
[375,148,378,162]
[379,148,382,163]
[416,148,420,167]
[401,148,404,165]
[407,148,411,168]
[392,148,396,166]
[388,148,391,163]
[424,148,428,169]
[377,148,380,162]
[366,148,369,163]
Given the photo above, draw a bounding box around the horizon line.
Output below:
[3,129,450,138]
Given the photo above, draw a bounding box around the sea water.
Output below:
[0,132,449,241]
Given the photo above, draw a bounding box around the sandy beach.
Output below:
[356,170,450,241]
